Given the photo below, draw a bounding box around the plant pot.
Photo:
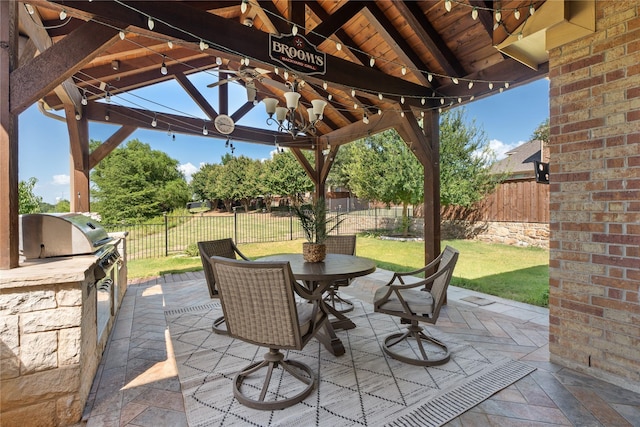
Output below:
[303,242,326,263]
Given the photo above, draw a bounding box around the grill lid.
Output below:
[19,213,113,259]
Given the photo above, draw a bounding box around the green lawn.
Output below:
[126,237,549,307]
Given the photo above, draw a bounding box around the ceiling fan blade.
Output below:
[206,76,241,88]
[260,77,290,92]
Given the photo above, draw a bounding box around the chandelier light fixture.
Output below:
[263,80,327,138]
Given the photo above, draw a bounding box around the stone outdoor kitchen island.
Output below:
[0,236,127,426]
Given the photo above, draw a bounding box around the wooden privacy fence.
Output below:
[442,179,550,223]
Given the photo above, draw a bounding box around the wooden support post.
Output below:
[0,0,19,269]
[64,103,90,212]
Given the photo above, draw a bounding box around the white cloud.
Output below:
[179,162,199,182]
[51,174,70,185]
[490,139,523,160]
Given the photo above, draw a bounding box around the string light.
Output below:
[75,111,81,120]
[25,4,35,14]
[81,4,519,125]
[378,93,383,100]
[104,111,110,121]
[530,4,535,15]
[514,9,521,20]
[421,97,426,105]
[292,25,298,36]
[351,89,356,96]
[323,81,328,90]
[105,90,111,103]
[400,96,405,104]
[363,113,369,124]
[240,0,248,14]
[202,123,208,135]
[471,7,478,20]
[495,9,501,22]
[444,0,452,12]
[160,57,168,75]
[147,16,154,30]
[59,9,67,20]
[167,40,173,49]
[81,91,88,106]
[151,114,157,127]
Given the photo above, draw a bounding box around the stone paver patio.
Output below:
[82,269,640,426]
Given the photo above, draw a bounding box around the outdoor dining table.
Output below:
[256,253,376,356]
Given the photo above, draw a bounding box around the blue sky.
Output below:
[19,76,549,205]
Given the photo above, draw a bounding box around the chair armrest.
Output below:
[387,254,442,284]
[377,264,452,303]
[232,243,250,261]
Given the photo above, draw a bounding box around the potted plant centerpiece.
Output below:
[292,198,344,262]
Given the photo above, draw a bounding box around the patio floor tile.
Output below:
[81,270,640,426]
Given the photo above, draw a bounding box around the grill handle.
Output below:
[93,236,114,247]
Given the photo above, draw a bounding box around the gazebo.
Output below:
[1,0,638,424]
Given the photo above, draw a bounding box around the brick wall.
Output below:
[548,1,640,392]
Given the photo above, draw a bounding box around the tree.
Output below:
[263,150,314,206]
[54,199,70,212]
[190,163,223,208]
[343,130,423,234]
[91,139,190,222]
[330,108,497,230]
[439,108,499,208]
[19,177,42,214]
[531,118,550,143]
[214,155,261,212]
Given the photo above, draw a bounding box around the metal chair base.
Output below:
[212,315,228,335]
[383,324,450,366]
[323,287,354,313]
[233,349,315,410]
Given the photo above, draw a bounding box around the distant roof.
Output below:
[491,140,548,178]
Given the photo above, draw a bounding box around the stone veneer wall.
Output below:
[548,1,640,392]
[472,221,549,249]
[0,237,127,426]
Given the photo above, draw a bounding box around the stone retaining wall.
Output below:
[407,218,550,249]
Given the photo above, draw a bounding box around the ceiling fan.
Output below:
[207,65,291,103]
[206,66,271,88]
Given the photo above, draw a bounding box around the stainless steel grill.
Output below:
[19,213,114,259]
[19,213,125,342]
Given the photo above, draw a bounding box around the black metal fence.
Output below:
[103,205,411,260]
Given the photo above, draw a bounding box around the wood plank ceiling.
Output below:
[20,0,548,151]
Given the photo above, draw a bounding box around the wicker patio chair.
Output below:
[198,238,249,334]
[208,256,329,410]
[373,246,459,366]
[323,235,357,313]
